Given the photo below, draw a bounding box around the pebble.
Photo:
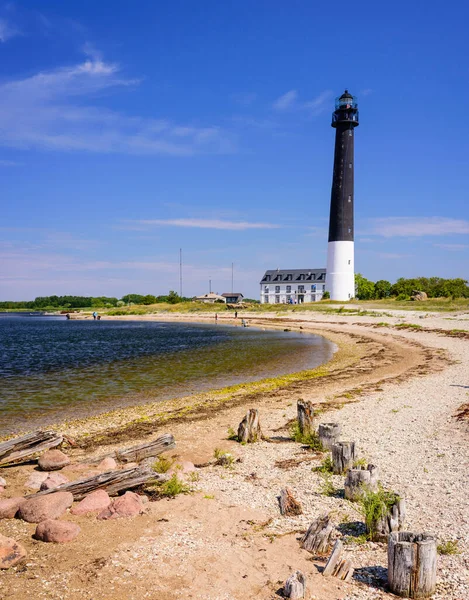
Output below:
[38,449,71,471]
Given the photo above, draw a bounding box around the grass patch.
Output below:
[203,494,215,500]
[290,422,324,451]
[437,539,460,555]
[313,454,334,473]
[227,426,238,441]
[146,473,191,498]
[395,323,423,330]
[359,487,400,540]
[152,456,173,473]
[318,473,339,497]
[214,448,235,467]
[353,457,368,468]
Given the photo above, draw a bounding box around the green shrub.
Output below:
[313,454,333,473]
[214,448,235,467]
[318,473,338,496]
[437,540,460,555]
[152,456,173,473]
[152,474,190,497]
[360,487,399,540]
[290,422,324,451]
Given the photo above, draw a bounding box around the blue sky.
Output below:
[1,1,469,300]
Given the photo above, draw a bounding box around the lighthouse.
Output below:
[326,90,359,301]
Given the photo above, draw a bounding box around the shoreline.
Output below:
[1,311,468,599]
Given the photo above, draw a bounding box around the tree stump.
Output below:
[344,464,379,501]
[237,409,262,443]
[300,513,334,555]
[297,400,314,437]
[388,532,437,598]
[318,423,341,450]
[284,571,306,599]
[279,487,303,516]
[323,539,354,581]
[366,496,406,542]
[331,441,356,474]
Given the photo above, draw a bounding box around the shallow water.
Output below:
[0,316,335,434]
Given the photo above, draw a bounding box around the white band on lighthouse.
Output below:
[326,241,355,301]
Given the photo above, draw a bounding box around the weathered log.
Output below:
[237,409,262,443]
[284,570,306,599]
[0,431,63,466]
[323,540,354,582]
[300,513,334,555]
[331,441,356,474]
[31,466,158,500]
[388,532,437,598]
[116,434,176,463]
[344,464,379,501]
[279,487,303,516]
[318,423,341,451]
[297,400,314,437]
[367,496,406,542]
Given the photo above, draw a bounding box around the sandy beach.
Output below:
[1,309,468,599]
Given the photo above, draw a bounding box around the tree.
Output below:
[322,291,330,299]
[374,280,391,299]
[167,290,181,304]
[355,273,375,300]
[142,295,157,305]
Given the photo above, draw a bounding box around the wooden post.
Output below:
[388,532,437,598]
[0,431,63,466]
[323,540,354,582]
[344,464,379,501]
[284,571,306,599]
[367,496,406,542]
[237,409,262,443]
[297,400,314,437]
[116,434,176,463]
[318,423,341,450]
[331,441,356,474]
[300,513,334,555]
[279,488,303,516]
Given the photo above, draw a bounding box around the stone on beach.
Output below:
[0,497,26,519]
[167,460,196,478]
[24,471,49,490]
[0,476,6,487]
[18,491,73,523]
[97,491,145,520]
[71,489,112,515]
[35,520,81,543]
[0,534,27,569]
[38,449,70,471]
[97,456,117,471]
[40,472,69,491]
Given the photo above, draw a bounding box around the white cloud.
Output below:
[369,217,469,237]
[434,243,469,251]
[0,54,235,156]
[0,18,18,43]
[304,90,333,114]
[129,218,280,231]
[273,90,298,111]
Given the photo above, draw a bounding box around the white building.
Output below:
[259,269,326,304]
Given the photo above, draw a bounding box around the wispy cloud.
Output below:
[369,217,469,237]
[272,89,332,115]
[0,159,22,167]
[378,252,411,259]
[127,218,280,231]
[0,53,235,156]
[0,18,19,43]
[433,243,469,251]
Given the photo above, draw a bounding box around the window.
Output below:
[348,228,351,233]
[348,260,351,265]
[297,274,305,281]
[285,274,292,281]
[264,296,269,304]
[275,285,280,293]
[349,163,352,168]
[286,285,291,293]
[348,195,352,203]
[286,294,291,302]
[349,130,352,136]
[322,285,326,290]
[275,295,280,304]
[298,285,305,293]
[311,284,316,292]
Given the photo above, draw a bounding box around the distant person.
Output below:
[234,311,238,318]
[92,311,98,320]
[97,315,101,320]
[215,313,218,323]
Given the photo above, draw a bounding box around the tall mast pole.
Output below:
[231,262,234,293]
[179,248,183,297]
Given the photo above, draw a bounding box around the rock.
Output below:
[40,473,69,491]
[0,477,6,487]
[97,491,145,520]
[24,471,49,490]
[0,487,5,494]
[38,449,70,471]
[71,489,111,516]
[35,520,80,543]
[168,460,196,476]
[0,497,26,519]
[0,534,27,569]
[18,492,73,523]
[97,456,117,471]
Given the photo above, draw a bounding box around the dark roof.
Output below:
[221,292,244,297]
[260,268,326,284]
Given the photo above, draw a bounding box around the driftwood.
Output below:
[331,441,356,474]
[318,423,341,450]
[0,431,63,466]
[284,571,306,599]
[297,400,314,437]
[323,540,354,582]
[344,464,379,501]
[32,466,158,500]
[237,409,262,443]
[300,513,334,555]
[388,532,437,598]
[116,434,176,463]
[279,488,303,516]
[368,496,406,542]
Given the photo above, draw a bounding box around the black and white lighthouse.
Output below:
[325,90,359,301]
